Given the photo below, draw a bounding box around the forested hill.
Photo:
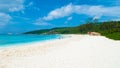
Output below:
[24,21,120,40]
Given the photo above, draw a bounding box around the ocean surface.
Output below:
[0,34,61,47]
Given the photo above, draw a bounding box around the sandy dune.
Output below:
[0,35,120,68]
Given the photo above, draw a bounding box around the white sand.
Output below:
[0,35,120,68]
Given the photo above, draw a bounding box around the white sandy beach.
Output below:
[0,35,120,68]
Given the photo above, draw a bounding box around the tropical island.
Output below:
[25,20,120,40]
[0,0,120,68]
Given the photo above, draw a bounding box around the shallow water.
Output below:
[0,34,61,47]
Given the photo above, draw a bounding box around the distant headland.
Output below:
[24,21,120,40]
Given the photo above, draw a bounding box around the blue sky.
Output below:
[0,0,120,34]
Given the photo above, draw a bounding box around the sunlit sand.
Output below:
[0,35,120,68]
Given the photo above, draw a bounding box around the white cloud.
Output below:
[26,2,40,11]
[0,0,24,12]
[35,3,120,26]
[42,3,120,21]
[43,3,74,20]
[67,16,73,21]
[27,2,33,7]
[0,0,25,27]
[93,16,100,20]
[65,16,73,24]
[34,18,51,26]
[0,13,11,26]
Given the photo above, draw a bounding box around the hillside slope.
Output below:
[24,21,120,40]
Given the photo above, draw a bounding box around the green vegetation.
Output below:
[24,27,80,34]
[24,21,120,40]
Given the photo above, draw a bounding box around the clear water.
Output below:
[0,34,61,47]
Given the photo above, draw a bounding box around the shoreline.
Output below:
[0,34,62,48]
[0,34,120,68]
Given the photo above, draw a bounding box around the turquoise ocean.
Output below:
[0,34,61,47]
